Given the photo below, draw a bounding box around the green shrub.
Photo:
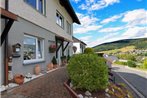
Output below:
[127,60,136,67]
[143,59,147,69]
[67,54,108,92]
[84,48,95,54]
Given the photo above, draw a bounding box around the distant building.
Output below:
[73,37,87,54]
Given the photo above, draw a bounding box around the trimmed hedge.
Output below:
[84,48,95,54]
[67,54,108,92]
[127,60,136,68]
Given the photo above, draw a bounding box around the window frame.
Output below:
[66,21,71,35]
[56,11,64,28]
[24,0,46,15]
[23,34,45,64]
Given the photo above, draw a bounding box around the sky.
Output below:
[70,0,147,47]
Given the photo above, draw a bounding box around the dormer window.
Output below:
[25,0,46,15]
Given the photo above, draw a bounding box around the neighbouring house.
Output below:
[0,0,80,86]
[73,37,87,54]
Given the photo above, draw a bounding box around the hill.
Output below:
[93,38,147,52]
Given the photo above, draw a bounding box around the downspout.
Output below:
[4,0,9,85]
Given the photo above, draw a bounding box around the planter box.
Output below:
[63,80,78,98]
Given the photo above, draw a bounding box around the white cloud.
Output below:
[122,9,147,26]
[79,0,120,11]
[74,13,102,34]
[122,26,147,38]
[72,0,81,3]
[88,33,119,47]
[74,25,102,34]
[88,26,147,47]
[99,27,124,33]
[79,36,92,43]
[101,14,123,24]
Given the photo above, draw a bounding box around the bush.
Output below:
[127,60,136,67]
[84,48,95,54]
[143,59,147,69]
[67,54,108,92]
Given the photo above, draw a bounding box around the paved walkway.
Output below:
[1,67,72,98]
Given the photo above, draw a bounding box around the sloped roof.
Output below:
[73,36,87,45]
[59,0,80,24]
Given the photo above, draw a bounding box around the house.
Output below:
[73,37,87,54]
[0,0,80,86]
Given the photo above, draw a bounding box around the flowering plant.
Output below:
[49,44,56,53]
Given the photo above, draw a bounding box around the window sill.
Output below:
[23,59,45,65]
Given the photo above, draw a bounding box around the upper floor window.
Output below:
[66,21,71,35]
[56,12,64,28]
[25,0,46,15]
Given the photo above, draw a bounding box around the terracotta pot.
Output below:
[47,63,53,71]
[53,64,58,68]
[34,65,41,75]
[14,74,24,85]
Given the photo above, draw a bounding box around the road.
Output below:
[112,65,147,98]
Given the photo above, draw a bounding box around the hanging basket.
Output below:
[49,44,56,53]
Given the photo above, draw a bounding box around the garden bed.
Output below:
[64,80,133,98]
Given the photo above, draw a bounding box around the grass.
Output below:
[100,46,135,54]
[113,61,147,72]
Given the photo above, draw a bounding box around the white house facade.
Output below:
[0,0,80,86]
[73,37,86,54]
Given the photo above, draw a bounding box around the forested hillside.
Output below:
[93,38,147,52]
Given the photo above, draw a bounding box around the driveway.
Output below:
[1,67,72,98]
[112,65,147,97]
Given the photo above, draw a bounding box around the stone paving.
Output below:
[1,67,72,98]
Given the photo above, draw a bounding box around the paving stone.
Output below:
[1,67,72,98]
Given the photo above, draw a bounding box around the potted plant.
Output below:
[52,56,58,68]
[49,43,56,53]
[61,56,67,66]
[14,74,25,85]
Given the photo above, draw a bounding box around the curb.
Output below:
[115,72,145,98]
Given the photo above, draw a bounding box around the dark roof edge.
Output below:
[73,36,87,45]
[59,0,81,24]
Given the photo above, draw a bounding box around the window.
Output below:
[23,35,44,64]
[25,0,46,15]
[66,21,71,35]
[56,12,64,28]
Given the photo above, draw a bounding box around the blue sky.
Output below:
[70,0,147,47]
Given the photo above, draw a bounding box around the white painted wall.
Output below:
[73,43,80,54]
[8,0,73,41]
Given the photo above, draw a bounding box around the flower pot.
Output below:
[53,64,58,68]
[14,74,24,85]
[47,63,53,71]
[34,65,41,75]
